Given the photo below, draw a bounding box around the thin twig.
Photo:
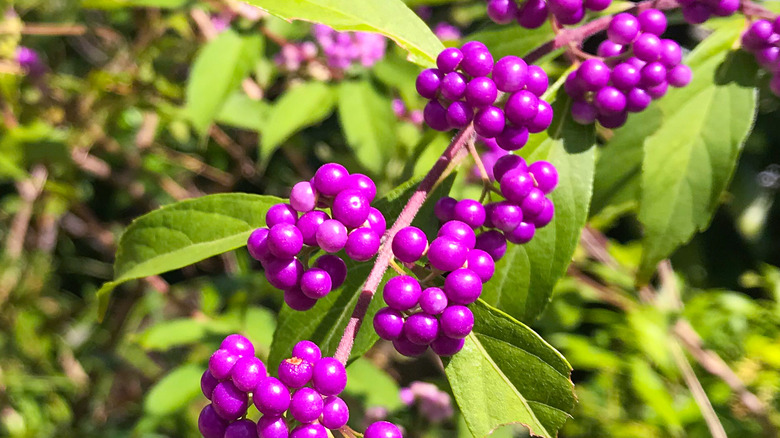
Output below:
[333,125,475,364]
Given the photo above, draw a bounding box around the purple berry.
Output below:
[290,182,317,212]
[597,111,629,128]
[466,249,495,282]
[221,333,255,357]
[493,154,527,182]
[493,56,528,92]
[296,211,329,246]
[597,40,624,58]
[638,9,667,35]
[314,255,347,289]
[490,201,523,233]
[528,197,555,228]
[577,59,610,91]
[528,100,553,133]
[608,13,640,45]
[440,71,468,100]
[507,221,536,244]
[437,47,464,73]
[431,334,465,356]
[313,163,349,197]
[284,287,318,311]
[225,419,258,438]
[392,226,428,263]
[645,81,668,100]
[667,64,692,87]
[525,65,549,96]
[517,0,549,29]
[453,199,486,228]
[713,0,739,16]
[209,349,238,380]
[321,396,350,429]
[201,370,219,399]
[268,223,304,259]
[584,0,611,11]
[232,356,267,392]
[440,305,475,339]
[528,160,559,194]
[365,422,403,438]
[392,334,428,357]
[633,33,662,62]
[199,404,229,438]
[256,416,288,438]
[626,87,651,112]
[487,0,519,24]
[290,423,328,438]
[658,39,682,67]
[347,173,377,202]
[505,90,539,125]
[496,125,530,151]
[266,203,298,228]
[383,275,422,310]
[593,86,627,115]
[416,68,443,99]
[292,340,322,363]
[500,169,534,203]
[367,207,387,237]
[345,228,381,261]
[446,101,474,129]
[312,357,347,396]
[640,62,667,87]
[212,381,249,420]
[254,377,291,415]
[571,100,597,124]
[404,312,440,345]
[419,287,448,315]
[265,257,305,290]
[465,76,499,107]
[474,106,506,138]
[681,3,711,24]
[611,63,640,91]
[316,219,348,253]
[374,307,405,340]
[332,189,370,228]
[461,46,494,77]
[248,228,272,262]
[290,387,324,423]
[444,268,483,305]
[438,220,476,248]
[278,358,314,390]
[475,230,507,261]
[556,7,585,25]
[434,197,457,222]
[423,100,451,131]
[428,236,469,272]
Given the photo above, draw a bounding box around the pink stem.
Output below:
[333,125,475,364]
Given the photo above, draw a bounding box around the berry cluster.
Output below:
[741,18,780,96]
[566,10,692,128]
[486,0,612,29]
[374,156,558,357]
[679,0,739,24]
[199,335,403,438]
[312,25,387,70]
[392,98,424,126]
[247,163,386,311]
[416,43,553,149]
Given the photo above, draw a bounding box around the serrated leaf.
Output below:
[445,300,575,438]
[637,25,758,282]
[337,80,396,174]
[590,106,663,218]
[216,91,270,132]
[185,30,262,135]
[261,81,336,159]
[144,364,202,416]
[244,0,443,67]
[97,193,282,320]
[467,25,555,60]
[481,91,596,322]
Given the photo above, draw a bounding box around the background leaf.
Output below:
[244,0,443,67]
[261,81,336,159]
[143,364,202,416]
[97,194,282,318]
[637,25,758,282]
[481,91,596,322]
[185,31,262,135]
[467,25,555,59]
[445,300,575,438]
[345,358,402,410]
[215,91,270,132]
[337,80,397,174]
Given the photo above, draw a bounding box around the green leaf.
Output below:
[185,30,262,135]
[590,106,663,219]
[481,90,596,322]
[345,358,402,410]
[337,80,396,174]
[467,25,555,60]
[629,358,683,433]
[637,25,758,282]
[81,0,187,8]
[97,193,282,320]
[144,364,202,416]
[137,318,238,351]
[445,301,575,438]
[261,81,336,159]
[244,0,443,67]
[215,91,270,132]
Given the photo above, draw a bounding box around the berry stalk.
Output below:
[333,124,476,364]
